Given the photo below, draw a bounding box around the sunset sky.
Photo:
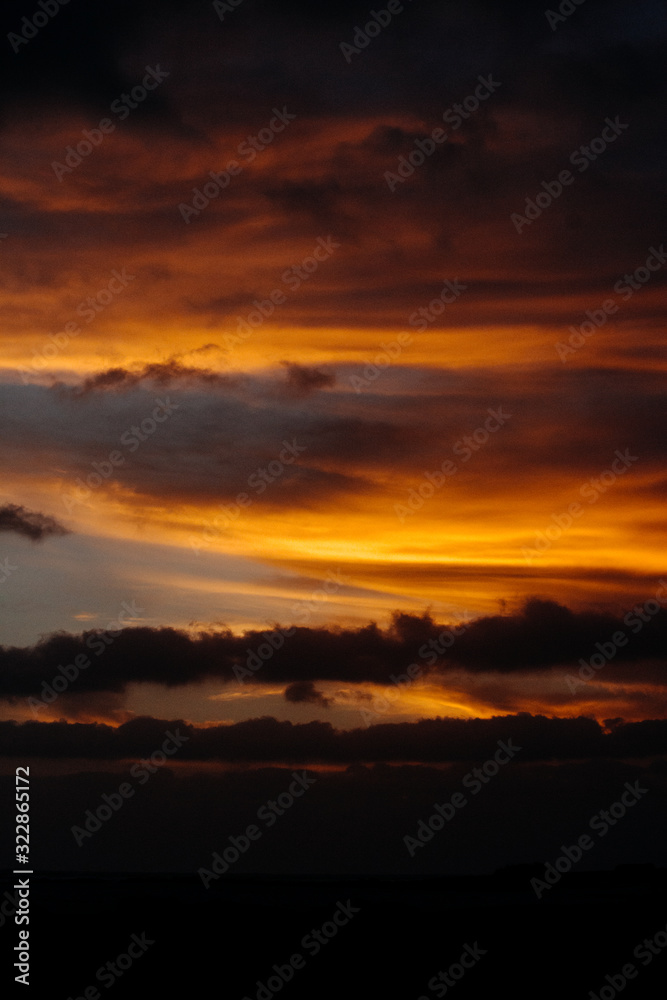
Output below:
[0,0,666,877]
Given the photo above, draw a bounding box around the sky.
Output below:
[0,0,666,873]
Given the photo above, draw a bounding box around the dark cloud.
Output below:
[0,0,664,330]
[72,360,235,395]
[1,599,666,700]
[284,680,332,707]
[4,712,667,764]
[1,365,662,515]
[280,362,336,396]
[2,378,429,509]
[0,503,69,542]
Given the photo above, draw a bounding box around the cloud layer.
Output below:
[1,599,666,699]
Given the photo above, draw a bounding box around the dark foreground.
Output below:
[2,867,666,999]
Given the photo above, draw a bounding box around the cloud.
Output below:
[73,359,235,395]
[284,680,332,708]
[2,2,665,348]
[0,503,69,542]
[1,365,661,555]
[280,363,336,397]
[3,712,667,764]
[1,600,666,700]
[74,359,335,404]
